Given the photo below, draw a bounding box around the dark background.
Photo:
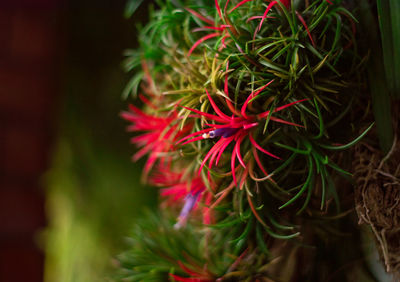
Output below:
[0,0,155,281]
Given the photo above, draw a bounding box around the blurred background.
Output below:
[0,0,156,281]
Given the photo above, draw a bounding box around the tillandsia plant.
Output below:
[116,0,378,280]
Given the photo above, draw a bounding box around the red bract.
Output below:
[121,105,190,174]
[230,0,332,12]
[186,1,236,55]
[150,167,211,228]
[170,261,215,282]
[229,0,332,46]
[178,75,306,185]
[171,276,211,282]
[229,0,287,14]
[186,0,329,55]
[279,0,290,8]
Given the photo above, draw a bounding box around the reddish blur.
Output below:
[0,0,63,281]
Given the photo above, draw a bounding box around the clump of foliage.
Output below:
[116,0,378,280]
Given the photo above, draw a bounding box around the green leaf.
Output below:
[255,224,270,255]
[279,155,313,209]
[388,0,400,98]
[230,217,254,243]
[122,72,144,99]
[376,0,395,94]
[125,0,145,19]
[360,1,394,153]
[318,123,375,151]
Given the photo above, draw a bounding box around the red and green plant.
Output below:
[115,0,387,280]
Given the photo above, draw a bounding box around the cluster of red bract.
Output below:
[120,61,212,228]
[121,0,317,234]
[122,68,305,233]
[115,0,374,278]
[119,0,361,280]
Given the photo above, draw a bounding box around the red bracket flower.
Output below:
[178,77,306,185]
[150,166,212,228]
[121,104,191,174]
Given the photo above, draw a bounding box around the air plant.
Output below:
[178,82,307,185]
[116,0,376,280]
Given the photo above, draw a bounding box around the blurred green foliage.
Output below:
[376,0,400,100]
[358,1,394,154]
[44,0,157,281]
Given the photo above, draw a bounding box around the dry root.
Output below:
[354,134,400,275]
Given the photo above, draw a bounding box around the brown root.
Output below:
[354,130,400,275]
